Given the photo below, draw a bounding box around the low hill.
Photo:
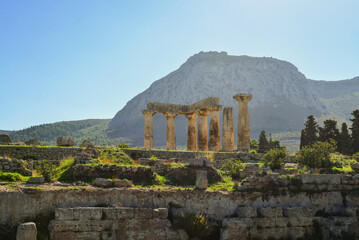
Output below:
[5,119,130,146]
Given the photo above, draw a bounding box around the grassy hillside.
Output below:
[320,91,359,120]
[7,119,131,146]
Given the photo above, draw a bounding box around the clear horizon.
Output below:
[1,0,359,130]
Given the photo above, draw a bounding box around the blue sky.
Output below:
[1,0,358,130]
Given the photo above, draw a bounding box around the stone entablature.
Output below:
[143,97,222,151]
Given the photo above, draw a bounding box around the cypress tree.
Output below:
[338,122,352,155]
[300,129,306,149]
[258,130,269,153]
[301,115,318,148]
[350,109,359,154]
[318,119,339,145]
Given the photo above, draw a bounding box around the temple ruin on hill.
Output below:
[142,94,252,152]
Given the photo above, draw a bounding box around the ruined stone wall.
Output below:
[0,157,32,176]
[69,164,156,184]
[49,207,184,240]
[0,187,347,226]
[0,146,83,160]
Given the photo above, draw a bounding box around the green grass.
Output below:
[97,146,134,165]
[208,175,235,192]
[0,172,29,182]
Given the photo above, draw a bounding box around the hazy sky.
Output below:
[1,0,358,130]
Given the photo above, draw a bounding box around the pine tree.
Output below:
[350,109,359,154]
[301,115,318,148]
[318,119,339,145]
[338,122,352,155]
[258,130,269,153]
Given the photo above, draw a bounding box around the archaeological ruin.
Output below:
[142,94,252,152]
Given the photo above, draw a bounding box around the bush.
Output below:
[354,152,359,160]
[261,148,287,170]
[177,213,213,239]
[35,160,60,182]
[116,143,130,148]
[220,158,244,178]
[249,149,257,154]
[0,172,27,182]
[297,141,336,169]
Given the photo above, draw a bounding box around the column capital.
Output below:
[208,105,222,112]
[163,112,177,118]
[198,109,211,116]
[233,93,252,102]
[142,110,156,116]
[185,112,198,120]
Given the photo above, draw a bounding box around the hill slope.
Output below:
[6,119,130,146]
[108,51,332,146]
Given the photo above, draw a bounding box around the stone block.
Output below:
[49,220,111,232]
[153,208,168,219]
[220,227,249,240]
[16,222,37,240]
[116,207,135,219]
[287,216,315,227]
[254,217,275,228]
[101,231,116,240]
[94,178,113,188]
[275,217,288,227]
[190,158,203,167]
[222,218,253,228]
[283,207,316,218]
[236,206,257,218]
[75,231,100,240]
[195,170,208,190]
[257,207,283,217]
[301,174,341,185]
[27,177,44,184]
[55,208,74,221]
[50,231,76,240]
[73,208,103,220]
[113,179,132,188]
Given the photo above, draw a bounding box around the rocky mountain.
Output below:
[109,51,354,147]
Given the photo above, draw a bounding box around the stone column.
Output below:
[233,94,252,152]
[185,112,198,151]
[164,112,177,150]
[17,222,37,240]
[198,109,210,151]
[222,107,234,152]
[209,106,222,151]
[142,110,156,149]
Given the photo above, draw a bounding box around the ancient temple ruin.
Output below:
[142,94,252,152]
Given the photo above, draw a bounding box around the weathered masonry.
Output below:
[142,94,253,152]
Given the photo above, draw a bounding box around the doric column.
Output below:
[222,107,234,152]
[142,110,156,149]
[209,106,222,151]
[198,109,210,151]
[233,94,252,152]
[163,112,177,150]
[185,112,198,151]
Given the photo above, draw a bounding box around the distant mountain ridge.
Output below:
[109,51,359,146]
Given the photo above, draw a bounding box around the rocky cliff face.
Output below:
[107,52,344,146]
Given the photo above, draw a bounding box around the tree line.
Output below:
[300,109,359,155]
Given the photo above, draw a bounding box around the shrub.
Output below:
[177,213,213,239]
[249,149,257,154]
[35,160,60,182]
[0,172,27,182]
[116,143,130,148]
[261,148,287,170]
[297,141,336,169]
[354,152,359,160]
[220,158,244,178]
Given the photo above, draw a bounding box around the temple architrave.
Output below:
[142,94,252,152]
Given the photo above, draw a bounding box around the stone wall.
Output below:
[0,146,83,161]
[123,149,263,168]
[69,164,156,184]
[0,157,32,176]
[49,207,185,240]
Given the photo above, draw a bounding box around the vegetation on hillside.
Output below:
[7,119,131,146]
